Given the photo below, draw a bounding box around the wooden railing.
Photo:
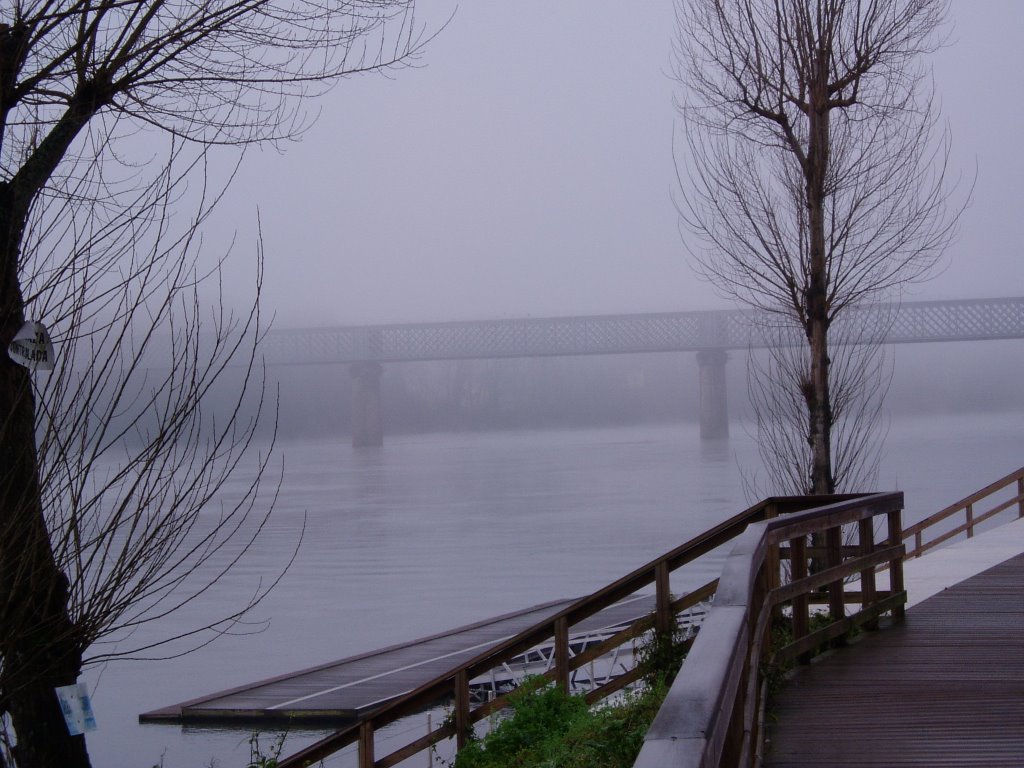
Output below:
[278,495,860,768]
[903,465,1024,558]
[633,492,906,768]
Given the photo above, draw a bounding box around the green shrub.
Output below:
[453,677,668,768]
[454,679,587,768]
[451,625,692,768]
[635,625,691,688]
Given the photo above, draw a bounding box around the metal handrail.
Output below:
[279,495,860,768]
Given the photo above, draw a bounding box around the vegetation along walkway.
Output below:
[764,518,1024,767]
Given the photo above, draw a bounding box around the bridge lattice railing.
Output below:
[260,297,1024,365]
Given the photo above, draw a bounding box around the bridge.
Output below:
[260,296,1024,445]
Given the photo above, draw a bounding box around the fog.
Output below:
[187,338,1022,442]
[197,0,1024,330]
[170,1,1024,440]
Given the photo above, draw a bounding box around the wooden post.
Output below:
[1018,478,1024,518]
[966,503,974,538]
[888,509,906,621]
[858,518,878,631]
[744,564,770,763]
[655,561,672,639]
[427,714,433,768]
[359,721,374,768]
[826,525,844,626]
[554,616,570,693]
[454,669,470,750]
[764,502,781,599]
[791,536,810,664]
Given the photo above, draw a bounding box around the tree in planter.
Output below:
[0,2,426,766]
[673,0,964,494]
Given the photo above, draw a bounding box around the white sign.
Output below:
[7,320,55,369]
[55,682,97,736]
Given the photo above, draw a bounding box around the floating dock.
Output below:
[140,592,688,726]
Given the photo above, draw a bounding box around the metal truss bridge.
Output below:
[261,296,1024,366]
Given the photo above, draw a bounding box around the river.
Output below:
[80,410,1023,767]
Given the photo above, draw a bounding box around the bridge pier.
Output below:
[696,349,729,440]
[350,362,383,448]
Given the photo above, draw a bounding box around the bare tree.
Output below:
[673,0,963,494]
[0,2,428,766]
[746,304,894,496]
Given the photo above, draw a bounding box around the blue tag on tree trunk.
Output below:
[55,682,98,736]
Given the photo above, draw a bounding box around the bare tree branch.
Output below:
[0,2,431,765]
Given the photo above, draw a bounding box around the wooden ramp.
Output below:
[765,553,1024,767]
[140,593,667,725]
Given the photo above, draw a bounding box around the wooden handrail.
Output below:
[278,494,862,768]
[633,492,906,768]
[903,465,1024,558]
[276,467,1022,768]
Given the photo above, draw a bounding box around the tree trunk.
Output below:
[6,663,91,768]
[804,58,835,497]
[0,212,91,768]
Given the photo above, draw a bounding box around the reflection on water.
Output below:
[698,436,732,464]
[85,414,1023,767]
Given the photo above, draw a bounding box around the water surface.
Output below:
[83,412,1024,766]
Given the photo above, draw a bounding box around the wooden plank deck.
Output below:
[765,553,1024,767]
[140,592,667,725]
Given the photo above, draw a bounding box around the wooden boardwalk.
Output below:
[765,553,1024,767]
[140,593,667,725]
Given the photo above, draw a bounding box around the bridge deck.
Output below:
[765,551,1024,767]
[140,593,662,725]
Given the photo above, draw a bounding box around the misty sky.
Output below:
[208,0,1024,328]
